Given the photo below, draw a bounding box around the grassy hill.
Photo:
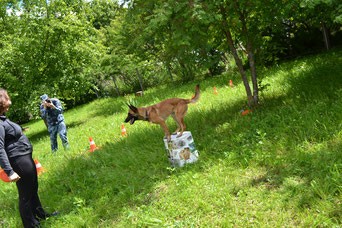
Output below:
[1,49,341,227]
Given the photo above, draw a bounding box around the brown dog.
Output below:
[124,84,200,141]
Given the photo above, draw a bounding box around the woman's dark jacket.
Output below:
[0,115,32,176]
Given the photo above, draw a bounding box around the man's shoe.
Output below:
[38,211,59,220]
[46,211,59,218]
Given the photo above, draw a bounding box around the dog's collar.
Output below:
[144,110,149,121]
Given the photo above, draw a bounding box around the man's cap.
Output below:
[40,94,49,101]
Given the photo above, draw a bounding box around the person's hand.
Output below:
[42,101,48,109]
[9,172,21,182]
[44,101,55,109]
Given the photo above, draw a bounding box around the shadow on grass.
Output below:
[25,120,86,144]
[38,50,341,225]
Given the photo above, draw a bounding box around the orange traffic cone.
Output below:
[34,159,44,175]
[121,124,127,137]
[229,80,234,88]
[89,137,98,152]
[0,160,44,182]
[0,169,10,182]
[213,87,218,95]
[241,109,252,116]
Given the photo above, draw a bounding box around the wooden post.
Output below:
[111,75,120,96]
[136,69,144,95]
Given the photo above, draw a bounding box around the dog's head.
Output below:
[124,104,142,125]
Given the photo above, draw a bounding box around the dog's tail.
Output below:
[188,84,200,103]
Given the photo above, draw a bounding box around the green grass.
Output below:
[1,49,342,227]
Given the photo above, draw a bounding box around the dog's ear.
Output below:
[128,104,138,112]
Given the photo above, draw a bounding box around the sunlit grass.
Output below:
[0,49,341,227]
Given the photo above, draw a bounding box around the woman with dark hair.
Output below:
[0,89,57,227]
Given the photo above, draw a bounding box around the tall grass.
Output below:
[0,49,341,227]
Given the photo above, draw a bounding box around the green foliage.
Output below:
[121,0,224,82]
[0,0,104,121]
[300,0,342,24]
[1,0,342,122]
[0,50,341,227]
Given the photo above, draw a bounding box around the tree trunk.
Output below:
[220,7,254,107]
[321,22,330,50]
[247,46,259,106]
[224,28,254,106]
[136,68,144,93]
[236,2,258,107]
[241,19,259,106]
